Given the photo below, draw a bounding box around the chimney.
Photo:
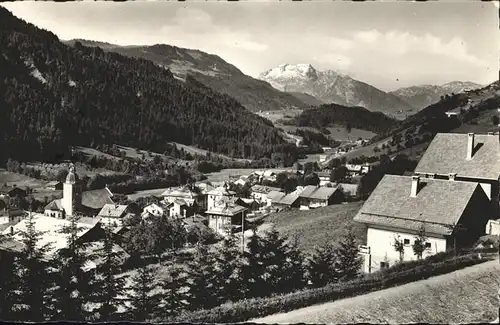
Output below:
[410,175,420,197]
[448,173,457,181]
[466,133,474,160]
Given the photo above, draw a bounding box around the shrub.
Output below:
[166,252,490,323]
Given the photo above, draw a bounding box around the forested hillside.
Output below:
[286,103,400,134]
[0,8,292,164]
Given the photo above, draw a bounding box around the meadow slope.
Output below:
[252,259,500,324]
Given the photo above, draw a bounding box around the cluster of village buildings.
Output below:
[0,132,499,275]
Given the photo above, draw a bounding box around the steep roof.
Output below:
[415,133,500,180]
[207,185,236,196]
[44,199,64,211]
[278,192,300,206]
[299,185,338,200]
[206,202,247,216]
[267,190,286,203]
[354,175,481,235]
[82,188,114,210]
[251,185,282,195]
[97,204,129,218]
[161,185,200,198]
[1,214,101,256]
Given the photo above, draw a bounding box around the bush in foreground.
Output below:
[165,252,491,323]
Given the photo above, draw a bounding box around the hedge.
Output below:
[164,252,493,323]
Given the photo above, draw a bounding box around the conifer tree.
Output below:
[51,213,94,321]
[16,212,56,321]
[307,242,339,287]
[159,264,188,320]
[186,244,218,310]
[334,227,362,282]
[125,263,162,322]
[241,226,267,298]
[90,222,128,321]
[0,235,20,321]
[212,233,245,303]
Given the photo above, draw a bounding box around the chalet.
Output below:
[414,133,500,218]
[250,185,283,203]
[317,171,331,186]
[0,185,27,199]
[44,166,114,218]
[299,185,342,209]
[354,175,492,273]
[97,204,134,229]
[162,185,200,206]
[233,178,248,187]
[206,183,237,210]
[205,197,247,236]
[345,164,372,175]
[486,219,500,236]
[165,199,196,219]
[143,203,166,217]
[45,181,63,191]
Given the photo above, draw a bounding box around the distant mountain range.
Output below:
[259,64,416,120]
[389,81,484,110]
[64,40,309,112]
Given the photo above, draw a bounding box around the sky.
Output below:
[2,0,499,91]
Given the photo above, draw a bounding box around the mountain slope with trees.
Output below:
[285,103,400,134]
[64,40,309,112]
[0,8,293,164]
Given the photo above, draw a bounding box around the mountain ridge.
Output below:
[259,63,416,120]
[63,39,310,112]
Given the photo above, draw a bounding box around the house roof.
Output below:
[206,202,247,216]
[279,193,301,205]
[161,185,200,198]
[207,185,236,196]
[415,133,500,180]
[299,185,338,200]
[267,190,286,203]
[46,181,62,186]
[44,199,64,211]
[251,185,282,195]
[0,186,26,194]
[1,214,100,256]
[0,237,25,253]
[353,175,481,235]
[97,204,129,218]
[82,188,114,210]
[317,172,330,178]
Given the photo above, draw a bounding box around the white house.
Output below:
[250,185,283,204]
[143,203,166,217]
[354,175,492,274]
[206,183,236,210]
[97,204,131,229]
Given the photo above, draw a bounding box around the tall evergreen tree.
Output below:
[241,226,268,298]
[212,233,245,303]
[16,212,56,321]
[307,242,339,287]
[159,264,188,320]
[51,213,94,321]
[185,244,218,310]
[125,263,162,322]
[0,235,20,321]
[334,227,362,282]
[90,223,128,321]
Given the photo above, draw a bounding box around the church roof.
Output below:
[44,199,64,211]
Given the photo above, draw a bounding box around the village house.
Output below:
[162,185,201,207]
[250,184,283,204]
[97,203,135,229]
[0,185,27,199]
[44,181,63,191]
[414,132,500,218]
[142,202,166,217]
[345,163,372,176]
[337,183,360,198]
[267,190,301,211]
[205,196,248,236]
[299,185,343,209]
[44,164,115,218]
[317,171,331,186]
[206,183,237,210]
[165,199,197,219]
[354,175,492,274]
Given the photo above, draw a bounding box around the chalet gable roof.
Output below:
[415,133,500,180]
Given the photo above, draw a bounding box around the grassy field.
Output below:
[204,168,296,182]
[0,169,62,201]
[127,187,173,200]
[252,259,500,324]
[264,202,366,254]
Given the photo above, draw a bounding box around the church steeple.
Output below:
[61,163,82,217]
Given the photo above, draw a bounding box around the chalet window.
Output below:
[380,261,389,269]
[403,239,410,245]
[425,242,431,248]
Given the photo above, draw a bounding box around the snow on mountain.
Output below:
[390,81,483,110]
[260,64,414,120]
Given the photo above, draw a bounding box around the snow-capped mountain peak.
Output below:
[261,63,319,81]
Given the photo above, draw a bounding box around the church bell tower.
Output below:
[61,163,82,217]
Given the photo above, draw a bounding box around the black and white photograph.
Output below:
[0,0,499,323]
